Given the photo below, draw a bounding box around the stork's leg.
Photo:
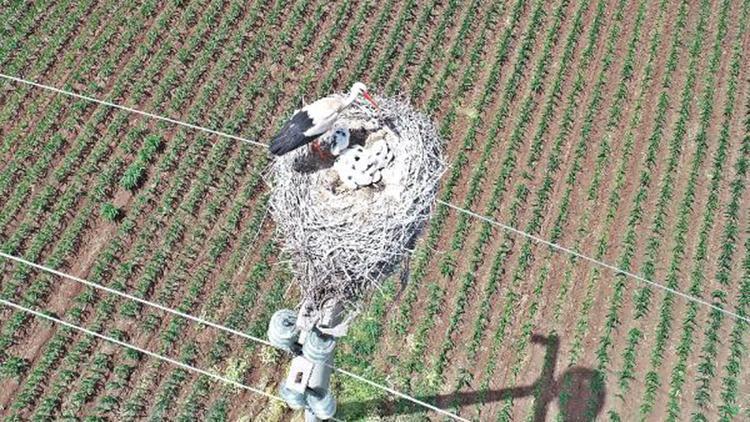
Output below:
[310,140,333,161]
[310,140,322,156]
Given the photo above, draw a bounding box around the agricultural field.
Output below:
[0,0,749,420]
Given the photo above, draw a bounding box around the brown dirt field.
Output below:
[0,2,143,179]
[2,0,750,420]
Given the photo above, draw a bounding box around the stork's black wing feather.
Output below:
[269,110,318,156]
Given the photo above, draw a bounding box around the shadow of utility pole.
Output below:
[337,334,606,421]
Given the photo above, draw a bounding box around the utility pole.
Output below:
[268,299,348,421]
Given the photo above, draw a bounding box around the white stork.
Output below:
[268,82,378,156]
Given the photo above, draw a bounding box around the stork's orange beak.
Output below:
[362,91,379,110]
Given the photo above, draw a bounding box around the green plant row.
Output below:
[584,0,692,414]
[462,0,606,372]
[539,0,667,402]
[0,0,173,236]
[0,0,89,130]
[629,0,717,417]
[345,0,397,85]
[391,0,553,397]
[555,0,680,373]
[439,0,567,279]
[382,0,443,95]
[471,1,630,418]
[367,0,418,88]
[0,1,44,65]
[613,0,727,409]
[665,3,748,420]
[0,0,248,412]
[0,0,96,198]
[489,0,652,418]
[407,0,461,99]
[0,0,182,286]
[718,230,750,421]
[431,0,603,407]
[422,0,483,113]
[43,0,289,415]
[318,0,375,95]
[0,0,146,161]
[389,0,519,340]
[390,0,530,353]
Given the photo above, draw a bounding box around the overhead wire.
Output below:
[0,297,286,405]
[3,71,742,326]
[0,73,267,148]
[2,72,748,416]
[0,251,469,422]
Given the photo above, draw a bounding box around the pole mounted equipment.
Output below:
[266,91,444,420]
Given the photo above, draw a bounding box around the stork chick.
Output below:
[311,127,350,160]
[334,139,395,190]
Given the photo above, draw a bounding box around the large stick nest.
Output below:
[267,95,445,309]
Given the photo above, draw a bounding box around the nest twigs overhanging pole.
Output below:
[267,94,445,313]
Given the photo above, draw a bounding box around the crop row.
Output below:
[391,0,550,398]
[460,0,607,387]
[0,0,175,239]
[34,0,298,416]
[535,3,670,411]
[390,0,527,349]
[664,3,748,420]
[611,0,724,412]
[0,0,93,131]
[475,0,631,417]
[0,0,99,199]
[491,0,653,418]
[440,0,598,399]
[624,0,715,417]
[583,0,693,415]
[0,0,268,416]
[389,0,511,318]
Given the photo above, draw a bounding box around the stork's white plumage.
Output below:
[268,82,378,156]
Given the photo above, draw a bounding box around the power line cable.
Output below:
[0,73,468,421]
[3,71,747,414]
[437,200,749,324]
[0,251,468,422]
[0,297,285,404]
[0,73,267,148]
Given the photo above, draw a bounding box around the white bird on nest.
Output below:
[268,82,378,157]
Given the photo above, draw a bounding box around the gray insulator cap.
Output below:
[307,390,337,420]
[267,309,299,351]
[304,409,319,422]
[279,385,307,410]
[302,330,336,363]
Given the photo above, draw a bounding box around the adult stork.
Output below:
[268,82,378,156]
